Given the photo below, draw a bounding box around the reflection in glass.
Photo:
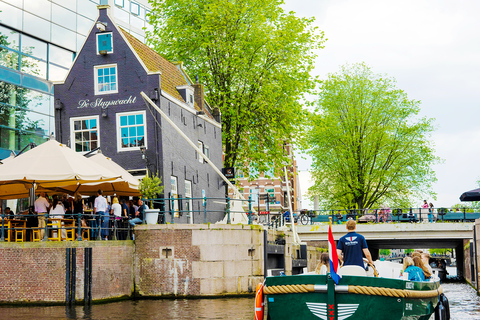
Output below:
[0,48,19,70]
[0,83,50,152]
[119,113,145,148]
[76,0,97,19]
[130,15,144,30]
[22,35,48,60]
[0,25,19,50]
[51,24,76,51]
[21,56,47,79]
[23,12,51,42]
[48,64,69,82]
[73,118,98,152]
[77,14,94,36]
[52,0,76,11]
[0,2,23,30]
[52,3,76,31]
[113,6,130,24]
[49,45,74,68]
[24,0,51,20]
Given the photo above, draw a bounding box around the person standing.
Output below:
[34,192,50,239]
[428,202,435,223]
[94,189,109,240]
[337,220,374,269]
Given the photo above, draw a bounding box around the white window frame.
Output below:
[94,64,118,95]
[70,115,100,153]
[96,32,114,55]
[197,140,204,163]
[116,110,147,152]
[185,180,193,224]
[171,176,179,218]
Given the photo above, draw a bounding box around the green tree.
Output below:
[146,0,324,176]
[379,249,391,256]
[302,63,438,209]
[139,173,164,207]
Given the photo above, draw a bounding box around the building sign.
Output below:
[77,95,137,109]
[222,167,235,179]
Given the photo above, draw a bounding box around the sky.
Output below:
[283,0,480,209]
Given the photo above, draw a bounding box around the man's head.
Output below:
[97,189,103,196]
[138,199,143,206]
[346,219,356,231]
[39,192,45,198]
[5,207,11,213]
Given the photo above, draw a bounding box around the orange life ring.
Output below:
[255,282,264,320]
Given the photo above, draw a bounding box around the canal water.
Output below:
[0,283,478,319]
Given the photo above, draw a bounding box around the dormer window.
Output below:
[176,85,195,109]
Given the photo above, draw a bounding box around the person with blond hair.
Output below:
[315,252,330,275]
[413,256,432,279]
[111,197,122,219]
[403,257,425,281]
[337,220,373,268]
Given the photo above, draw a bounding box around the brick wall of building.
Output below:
[134,224,264,297]
[0,241,134,304]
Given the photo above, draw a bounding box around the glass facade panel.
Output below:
[22,35,47,60]
[0,48,19,70]
[0,25,19,50]
[51,24,76,51]
[21,56,47,79]
[48,63,69,82]
[118,112,145,149]
[113,6,130,24]
[76,0,97,19]
[52,0,76,12]
[49,45,74,68]
[0,2,23,30]
[23,12,51,42]
[52,3,77,32]
[24,0,51,20]
[77,14,94,36]
[130,2,140,15]
[0,83,51,152]
[77,34,86,52]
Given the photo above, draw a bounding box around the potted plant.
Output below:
[139,173,164,224]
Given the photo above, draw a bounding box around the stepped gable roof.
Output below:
[120,28,196,109]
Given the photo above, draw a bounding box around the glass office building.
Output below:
[0,0,151,158]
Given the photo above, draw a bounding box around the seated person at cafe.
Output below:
[4,207,14,219]
[129,199,145,226]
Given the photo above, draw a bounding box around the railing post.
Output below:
[463,207,466,222]
[226,197,231,224]
[0,212,4,242]
[77,211,82,241]
[248,195,252,225]
[203,196,207,224]
[170,197,174,224]
[43,213,49,241]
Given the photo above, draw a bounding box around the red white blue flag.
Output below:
[328,222,342,284]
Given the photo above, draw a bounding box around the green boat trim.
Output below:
[263,274,448,320]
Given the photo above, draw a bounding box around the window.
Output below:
[116,111,146,151]
[71,116,99,152]
[130,2,140,15]
[197,141,204,163]
[171,176,179,218]
[96,32,113,55]
[185,180,193,223]
[94,64,117,95]
[114,0,124,7]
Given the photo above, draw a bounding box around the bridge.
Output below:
[296,222,475,277]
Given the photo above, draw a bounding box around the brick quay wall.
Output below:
[0,224,273,304]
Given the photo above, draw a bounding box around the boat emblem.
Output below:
[306,302,359,320]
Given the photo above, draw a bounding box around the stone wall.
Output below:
[134,224,264,297]
[0,241,134,304]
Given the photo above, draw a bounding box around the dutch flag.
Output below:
[328,221,342,284]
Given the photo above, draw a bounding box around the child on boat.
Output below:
[403,257,425,281]
[315,253,330,275]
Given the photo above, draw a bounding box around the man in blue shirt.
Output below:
[337,220,374,269]
[129,199,145,226]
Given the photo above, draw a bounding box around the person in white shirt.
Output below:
[111,197,122,219]
[94,190,109,240]
[34,192,50,238]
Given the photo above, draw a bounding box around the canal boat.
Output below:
[256,267,450,320]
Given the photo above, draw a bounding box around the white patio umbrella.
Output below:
[58,153,141,196]
[0,140,121,199]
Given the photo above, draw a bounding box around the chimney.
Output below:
[192,77,204,112]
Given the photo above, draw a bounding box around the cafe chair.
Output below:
[15,229,24,242]
[32,228,42,242]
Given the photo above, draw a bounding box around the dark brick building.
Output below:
[54,4,224,223]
